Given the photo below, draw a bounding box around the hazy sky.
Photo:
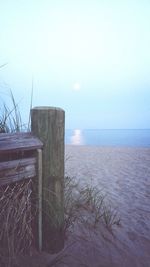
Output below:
[0,0,150,129]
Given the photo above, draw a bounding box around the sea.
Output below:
[65,129,150,147]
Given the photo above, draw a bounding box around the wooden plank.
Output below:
[0,157,36,186]
[0,132,43,154]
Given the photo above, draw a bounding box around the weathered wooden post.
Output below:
[31,107,65,253]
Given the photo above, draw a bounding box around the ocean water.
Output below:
[65,129,150,147]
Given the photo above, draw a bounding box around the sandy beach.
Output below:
[65,145,150,267]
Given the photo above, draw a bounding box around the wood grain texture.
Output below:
[31,107,65,252]
[0,157,36,186]
[0,132,43,154]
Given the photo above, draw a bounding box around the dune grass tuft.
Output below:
[0,90,23,133]
[64,176,121,234]
[0,180,34,267]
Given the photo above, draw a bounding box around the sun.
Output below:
[73,82,81,91]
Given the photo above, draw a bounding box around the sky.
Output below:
[0,0,150,129]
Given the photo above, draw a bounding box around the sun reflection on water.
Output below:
[71,129,84,145]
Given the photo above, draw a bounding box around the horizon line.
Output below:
[65,128,150,130]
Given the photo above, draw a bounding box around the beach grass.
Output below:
[64,175,120,233]
[0,90,23,133]
[0,180,34,267]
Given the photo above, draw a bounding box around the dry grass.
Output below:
[0,179,35,267]
[64,176,120,234]
[0,90,25,133]
[0,90,35,266]
[43,176,121,267]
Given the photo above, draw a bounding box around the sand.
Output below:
[65,145,150,267]
[17,145,150,267]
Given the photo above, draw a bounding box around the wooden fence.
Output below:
[0,107,65,253]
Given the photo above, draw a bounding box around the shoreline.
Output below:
[66,144,150,148]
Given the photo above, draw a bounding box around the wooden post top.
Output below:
[31,106,65,112]
[0,132,43,154]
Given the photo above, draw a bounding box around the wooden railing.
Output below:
[0,106,65,254]
[0,132,43,185]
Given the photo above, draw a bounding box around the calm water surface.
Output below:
[65,129,150,147]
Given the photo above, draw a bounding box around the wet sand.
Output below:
[65,145,150,267]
